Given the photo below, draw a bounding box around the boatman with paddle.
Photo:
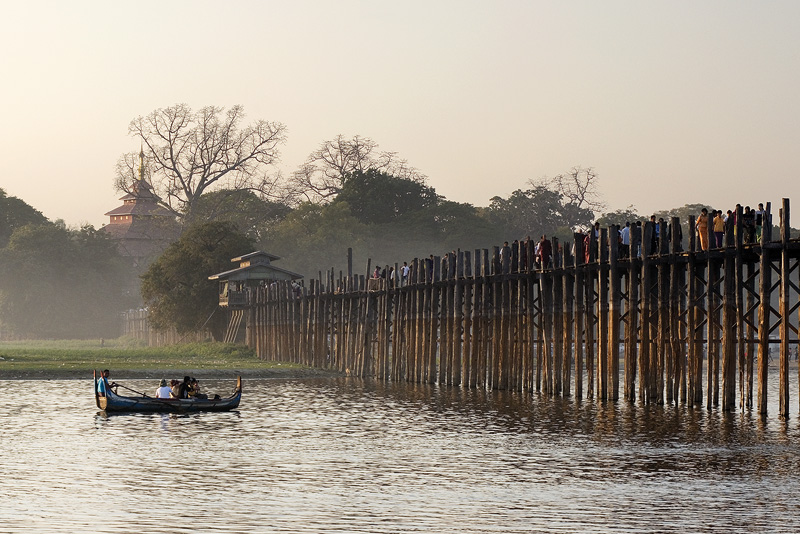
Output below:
[96,369,118,397]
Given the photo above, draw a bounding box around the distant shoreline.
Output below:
[0,366,341,381]
[0,340,341,381]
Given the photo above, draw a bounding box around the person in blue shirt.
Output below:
[96,369,117,397]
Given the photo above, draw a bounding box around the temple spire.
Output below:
[138,145,146,183]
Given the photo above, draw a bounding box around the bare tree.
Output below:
[114,104,288,220]
[532,166,606,215]
[288,134,426,203]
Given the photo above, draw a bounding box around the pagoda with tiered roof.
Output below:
[102,148,179,269]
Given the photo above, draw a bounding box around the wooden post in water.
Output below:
[553,242,564,396]
[499,251,511,391]
[470,250,483,389]
[463,251,474,389]
[656,221,669,405]
[746,260,755,409]
[454,251,465,388]
[541,257,554,394]
[624,225,639,402]
[707,246,721,409]
[597,228,609,400]
[585,232,597,398]
[640,222,653,403]
[563,243,575,397]
[669,217,683,404]
[721,215,737,411]
[757,202,772,415]
[779,199,790,417]
[608,226,622,401]
[490,247,502,390]
[480,249,491,390]
[516,245,527,392]
[686,217,697,404]
[574,233,586,399]
[734,214,746,410]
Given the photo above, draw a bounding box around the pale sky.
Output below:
[2,1,799,229]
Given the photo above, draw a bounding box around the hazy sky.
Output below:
[2,1,799,229]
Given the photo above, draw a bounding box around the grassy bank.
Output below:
[0,339,338,380]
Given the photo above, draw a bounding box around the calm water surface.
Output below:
[1,375,800,533]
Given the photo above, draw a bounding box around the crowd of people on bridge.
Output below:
[695,203,767,251]
[371,203,771,284]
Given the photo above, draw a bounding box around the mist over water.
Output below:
[2,375,800,533]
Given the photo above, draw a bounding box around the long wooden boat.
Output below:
[94,373,242,413]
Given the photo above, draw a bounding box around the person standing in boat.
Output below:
[155,379,172,399]
[96,369,117,397]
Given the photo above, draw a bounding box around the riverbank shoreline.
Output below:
[0,366,341,381]
[0,340,341,381]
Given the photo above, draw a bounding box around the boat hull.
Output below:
[95,375,242,413]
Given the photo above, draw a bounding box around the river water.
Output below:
[1,374,800,533]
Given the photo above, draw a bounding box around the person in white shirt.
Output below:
[620,222,631,258]
[155,379,173,398]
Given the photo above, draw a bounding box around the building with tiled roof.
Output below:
[209,251,303,343]
[102,149,180,270]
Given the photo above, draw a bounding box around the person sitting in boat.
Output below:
[96,369,117,397]
[155,379,172,399]
[188,377,208,400]
[178,376,192,399]
[170,379,180,398]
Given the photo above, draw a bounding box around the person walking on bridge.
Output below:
[697,208,709,251]
[538,235,552,270]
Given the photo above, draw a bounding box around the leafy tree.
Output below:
[262,202,367,275]
[190,189,292,242]
[335,169,438,224]
[487,185,594,240]
[653,203,710,223]
[115,104,287,220]
[0,188,48,247]
[597,206,642,227]
[393,199,500,249]
[289,134,426,202]
[0,222,134,338]
[140,221,255,340]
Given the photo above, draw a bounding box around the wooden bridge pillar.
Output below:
[574,233,586,399]
[779,199,791,417]
[669,217,684,404]
[640,222,653,403]
[757,203,772,415]
[563,242,575,397]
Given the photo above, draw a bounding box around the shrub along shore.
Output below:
[0,339,338,380]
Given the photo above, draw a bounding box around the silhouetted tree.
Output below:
[115,104,287,220]
[0,188,47,247]
[0,222,133,338]
[335,169,438,224]
[140,221,254,340]
[190,189,292,242]
[487,185,593,240]
[289,135,425,202]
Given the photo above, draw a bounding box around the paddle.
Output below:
[113,382,184,410]
[114,383,152,397]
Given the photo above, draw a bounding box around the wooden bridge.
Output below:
[243,199,800,416]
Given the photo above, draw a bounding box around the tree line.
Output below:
[116,104,610,276]
[0,103,751,339]
[0,189,136,338]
